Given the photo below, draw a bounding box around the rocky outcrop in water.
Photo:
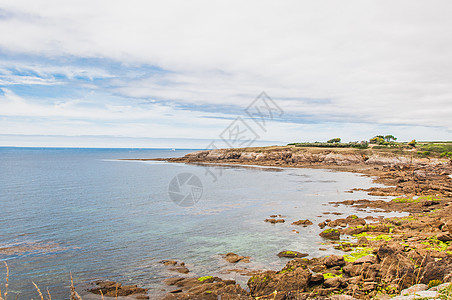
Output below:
[223,252,250,263]
[160,260,190,274]
[292,219,313,226]
[277,250,309,258]
[89,280,148,298]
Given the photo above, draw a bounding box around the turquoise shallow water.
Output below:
[0,148,397,299]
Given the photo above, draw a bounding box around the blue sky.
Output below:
[1,1,451,148]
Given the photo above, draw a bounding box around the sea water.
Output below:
[0,148,396,299]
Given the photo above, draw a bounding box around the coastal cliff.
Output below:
[166,146,450,168]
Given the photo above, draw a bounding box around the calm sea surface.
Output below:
[0,148,397,299]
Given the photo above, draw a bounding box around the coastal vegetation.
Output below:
[327,138,342,143]
[419,143,452,154]
[287,141,369,149]
[287,136,452,160]
[369,135,397,145]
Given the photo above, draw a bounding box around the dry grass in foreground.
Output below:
[0,262,111,300]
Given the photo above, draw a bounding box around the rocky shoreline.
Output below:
[116,146,452,299]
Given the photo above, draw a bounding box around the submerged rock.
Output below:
[270,214,285,218]
[223,252,250,263]
[265,218,285,224]
[161,260,178,266]
[169,266,190,274]
[292,219,313,226]
[277,250,309,258]
[161,260,190,273]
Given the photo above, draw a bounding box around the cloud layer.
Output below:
[1,0,451,147]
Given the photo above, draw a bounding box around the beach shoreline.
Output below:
[114,146,452,299]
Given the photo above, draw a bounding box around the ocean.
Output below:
[0,148,396,299]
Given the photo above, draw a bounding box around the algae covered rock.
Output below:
[319,228,340,240]
[277,250,309,258]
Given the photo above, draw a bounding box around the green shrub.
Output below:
[418,143,452,154]
[418,151,431,157]
[370,136,386,145]
[440,152,452,158]
[408,139,417,147]
[428,279,442,289]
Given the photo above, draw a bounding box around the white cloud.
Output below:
[0,0,451,146]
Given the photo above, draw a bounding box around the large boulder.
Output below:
[421,257,452,284]
[324,277,342,288]
[248,268,311,297]
[322,255,345,268]
[319,228,340,240]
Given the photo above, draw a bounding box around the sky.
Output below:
[0,0,451,148]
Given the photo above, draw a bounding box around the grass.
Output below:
[0,263,104,300]
[418,143,452,154]
[439,284,452,300]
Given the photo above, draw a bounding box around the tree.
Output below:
[384,135,397,142]
[370,136,386,145]
[327,138,341,143]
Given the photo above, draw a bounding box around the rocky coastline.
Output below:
[118,146,452,299]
